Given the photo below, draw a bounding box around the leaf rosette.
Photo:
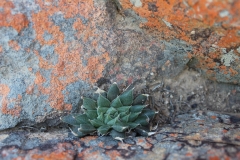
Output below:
[61,83,156,140]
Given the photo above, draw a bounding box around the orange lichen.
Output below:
[78,147,104,160]
[136,138,152,149]
[30,0,111,110]
[0,0,29,32]
[8,40,21,51]
[218,29,240,48]
[26,85,34,94]
[229,68,238,76]
[81,136,97,144]
[30,143,75,160]
[105,150,121,160]
[169,133,178,137]
[0,84,22,117]
[0,46,3,53]
[120,0,240,81]
[0,84,10,95]
[117,143,131,150]
[222,129,228,134]
[210,116,217,119]
[197,120,205,123]
[31,152,73,160]
[209,156,220,160]
[185,153,193,157]
[34,71,46,85]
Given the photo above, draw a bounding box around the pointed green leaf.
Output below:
[112,124,128,132]
[97,107,108,115]
[130,105,146,113]
[97,112,104,122]
[78,124,96,133]
[117,106,131,113]
[98,125,111,135]
[70,126,88,137]
[107,83,120,101]
[113,112,119,118]
[104,114,113,124]
[100,92,107,98]
[119,89,133,106]
[134,126,150,137]
[134,115,149,126]
[119,111,128,118]
[128,122,140,129]
[90,119,105,128]
[121,114,129,123]
[110,96,123,108]
[128,112,141,122]
[82,98,97,110]
[133,94,149,105]
[106,107,118,115]
[110,129,125,139]
[73,114,90,124]
[85,110,98,119]
[141,109,156,120]
[97,94,111,107]
[61,115,79,126]
[107,115,119,125]
[95,88,107,97]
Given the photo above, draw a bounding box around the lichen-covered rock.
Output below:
[0,0,240,130]
[119,0,240,85]
[0,110,239,159]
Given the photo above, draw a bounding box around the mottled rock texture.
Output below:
[0,0,240,131]
[0,110,240,159]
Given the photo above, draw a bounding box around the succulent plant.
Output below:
[61,83,156,141]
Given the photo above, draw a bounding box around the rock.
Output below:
[0,0,239,131]
[0,110,239,159]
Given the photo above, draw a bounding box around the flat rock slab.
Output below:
[0,0,240,131]
[1,110,239,160]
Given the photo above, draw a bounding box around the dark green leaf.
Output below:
[107,83,120,101]
[113,112,119,118]
[73,114,90,124]
[90,119,104,128]
[106,107,117,115]
[61,115,79,126]
[82,98,97,110]
[130,105,146,113]
[117,106,131,113]
[97,94,111,107]
[128,122,140,129]
[70,126,88,137]
[104,114,113,124]
[119,111,128,118]
[134,126,150,137]
[112,124,128,132]
[141,109,156,120]
[133,94,149,105]
[97,107,108,115]
[98,125,111,135]
[85,110,98,119]
[110,96,123,108]
[107,115,119,125]
[121,114,129,123]
[134,115,149,126]
[128,112,141,122]
[97,112,104,122]
[109,129,125,139]
[78,124,96,133]
[95,88,107,97]
[119,89,133,106]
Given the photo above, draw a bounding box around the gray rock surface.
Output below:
[0,0,239,132]
[0,110,239,159]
